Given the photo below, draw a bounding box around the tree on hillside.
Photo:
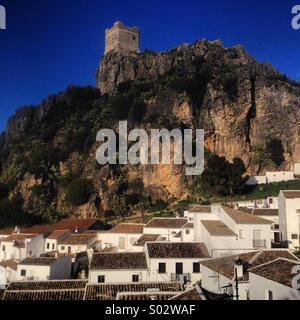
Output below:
[191,154,248,198]
[252,144,271,174]
[266,138,285,168]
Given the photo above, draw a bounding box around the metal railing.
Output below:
[171,273,191,283]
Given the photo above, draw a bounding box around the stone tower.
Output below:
[105,21,140,54]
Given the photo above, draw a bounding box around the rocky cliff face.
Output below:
[1,39,300,223]
[97,40,300,174]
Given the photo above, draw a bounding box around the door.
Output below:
[176,263,183,275]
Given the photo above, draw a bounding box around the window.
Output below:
[118,237,126,250]
[239,230,245,240]
[52,243,55,250]
[269,198,273,204]
[98,275,105,283]
[61,246,65,251]
[274,224,280,230]
[47,243,50,250]
[2,245,5,252]
[171,231,177,235]
[158,263,166,274]
[186,229,190,235]
[21,269,26,277]
[133,36,136,40]
[291,234,298,240]
[132,275,139,282]
[193,263,200,273]
[68,246,72,254]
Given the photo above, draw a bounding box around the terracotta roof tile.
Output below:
[249,259,300,288]
[2,233,37,242]
[201,250,299,281]
[201,220,236,237]
[110,223,144,234]
[19,257,58,266]
[85,282,182,300]
[47,230,70,240]
[282,191,300,199]
[60,233,97,245]
[0,260,19,271]
[145,218,188,229]
[222,206,272,224]
[239,208,279,217]
[90,252,148,270]
[147,242,210,259]
[134,234,161,246]
[189,205,211,213]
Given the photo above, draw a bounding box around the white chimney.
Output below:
[75,227,79,233]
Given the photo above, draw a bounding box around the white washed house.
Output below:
[238,208,280,244]
[144,218,189,242]
[0,233,45,261]
[89,252,149,284]
[278,190,300,250]
[190,205,272,257]
[16,256,72,281]
[96,223,144,252]
[249,258,300,300]
[201,250,299,300]
[57,233,98,257]
[0,260,18,289]
[45,230,71,253]
[145,242,210,284]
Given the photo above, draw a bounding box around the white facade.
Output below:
[0,234,45,262]
[266,171,295,183]
[96,232,143,252]
[0,264,17,289]
[190,205,272,257]
[279,191,300,250]
[201,264,249,300]
[17,256,72,281]
[89,269,149,284]
[249,272,300,300]
[147,258,202,284]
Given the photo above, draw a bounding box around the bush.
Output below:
[0,182,8,200]
[66,178,93,206]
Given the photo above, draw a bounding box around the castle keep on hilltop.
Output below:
[105,21,140,54]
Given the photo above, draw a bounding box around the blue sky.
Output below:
[0,0,299,131]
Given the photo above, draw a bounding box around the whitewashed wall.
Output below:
[249,272,300,300]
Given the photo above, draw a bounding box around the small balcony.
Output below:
[171,273,191,283]
[253,239,267,248]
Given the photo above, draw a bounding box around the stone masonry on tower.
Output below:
[104,21,140,54]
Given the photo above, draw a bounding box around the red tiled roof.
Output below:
[60,233,97,245]
[110,223,144,234]
[0,260,19,271]
[189,205,211,213]
[201,250,299,281]
[90,252,148,270]
[239,207,279,217]
[222,206,272,224]
[282,191,300,199]
[201,220,236,237]
[145,218,188,229]
[146,242,210,259]
[249,258,300,288]
[47,230,70,240]
[2,233,37,242]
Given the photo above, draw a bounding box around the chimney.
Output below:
[75,227,79,234]
[234,257,244,279]
[14,226,18,233]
